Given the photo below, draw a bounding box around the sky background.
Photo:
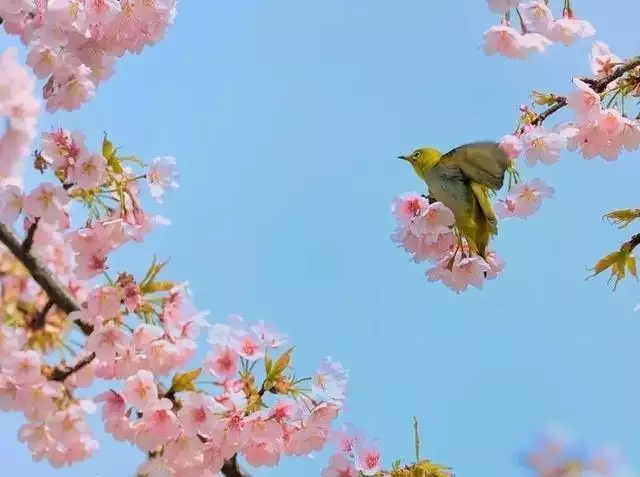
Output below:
[3,1,640,476]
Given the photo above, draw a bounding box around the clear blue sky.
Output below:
[3,1,640,476]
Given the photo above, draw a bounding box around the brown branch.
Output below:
[31,299,54,330]
[22,218,39,253]
[624,233,640,253]
[221,455,252,477]
[0,222,93,335]
[48,352,96,382]
[525,56,640,131]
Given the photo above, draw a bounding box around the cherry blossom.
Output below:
[590,41,621,79]
[522,127,567,166]
[548,12,595,46]
[146,156,179,203]
[496,178,555,219]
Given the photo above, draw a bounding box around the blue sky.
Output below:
[3,1,640,476]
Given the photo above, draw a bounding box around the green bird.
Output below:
[398,142,510,260]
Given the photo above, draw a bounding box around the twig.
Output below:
[49,352,96,381]
[22,218,39,253]
[524,56,640,131]
[0,223,93,336]
[624,233,640,252]
[221,455,252,477]
[31,299,54,330]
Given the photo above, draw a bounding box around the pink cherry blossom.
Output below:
[146,156,178,203]
[486,0,519,14]
[123,369,158,411]
[135,398,181,451]
[497,178,555,218]
[17,380,61,421]
[548,13,595,46]
[407,201,455,237]
[26,46,60,79]
[391,193,430,226]
[620,118,640,152]
[426,254,475,293]
[104,415,135,441]
[520,33,552,55]
[47,405,92,445]
[71,153,107,189]
[23,182,70,225]
[177,392,222,436]
[0,374,20,410]
[163,431,206,470]
[87,285,122,320]
[519,1,554,33]
[133,323,165,349]
[85,323,129,362]
[0,184,24,223]
[322,453,358,477]
[567,78,601,120]
[144,339,179,376]
[590,41,621,79]
[392,225,456,263]
[454,256,492,290]
[205,345,238,380]
[522,127,567,166]
[74,251,108,279]
[312,357,348,406]
[484,250,506,280]
[18,421,55,460]
[3,350,43,384]
[499,134,523,160]
[122,282,142,312]
[241,417,285,467]
[354,440,382,476]
[482,24,528,59]
[94,390,127,420]
[250,321,288,349]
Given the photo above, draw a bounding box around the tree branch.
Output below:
[624,233,640,253]
[48,352,96,381]
[22,218,39,253]
[526,56,640,130]
[31,299,55,330]
[221,455,252,477]
[0,222,93,335]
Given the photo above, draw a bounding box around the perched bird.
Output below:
[398,141,510,260]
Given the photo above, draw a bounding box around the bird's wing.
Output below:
[470,181,498,235]
[434,141,510,191]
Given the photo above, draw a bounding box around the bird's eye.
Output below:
[412,151,421,159]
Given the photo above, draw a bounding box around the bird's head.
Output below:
[398,147,442,180]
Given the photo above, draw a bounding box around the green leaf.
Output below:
[171,367,202,393]
[603,208,640,229]
[264,350,273,376]
[102,133,115,160]
[270,347,295,379]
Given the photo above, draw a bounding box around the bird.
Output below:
[398,141,511,260]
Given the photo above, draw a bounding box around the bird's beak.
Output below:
[398,155,408,161]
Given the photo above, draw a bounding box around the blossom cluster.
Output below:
[88,316,348,475]
[523,425,634,477]
[0,324,99,467]
[0,0,177,111]
[321,424,382,477]
[483,0,595,59]
[0,47,39,182]
[390,194,505,293]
